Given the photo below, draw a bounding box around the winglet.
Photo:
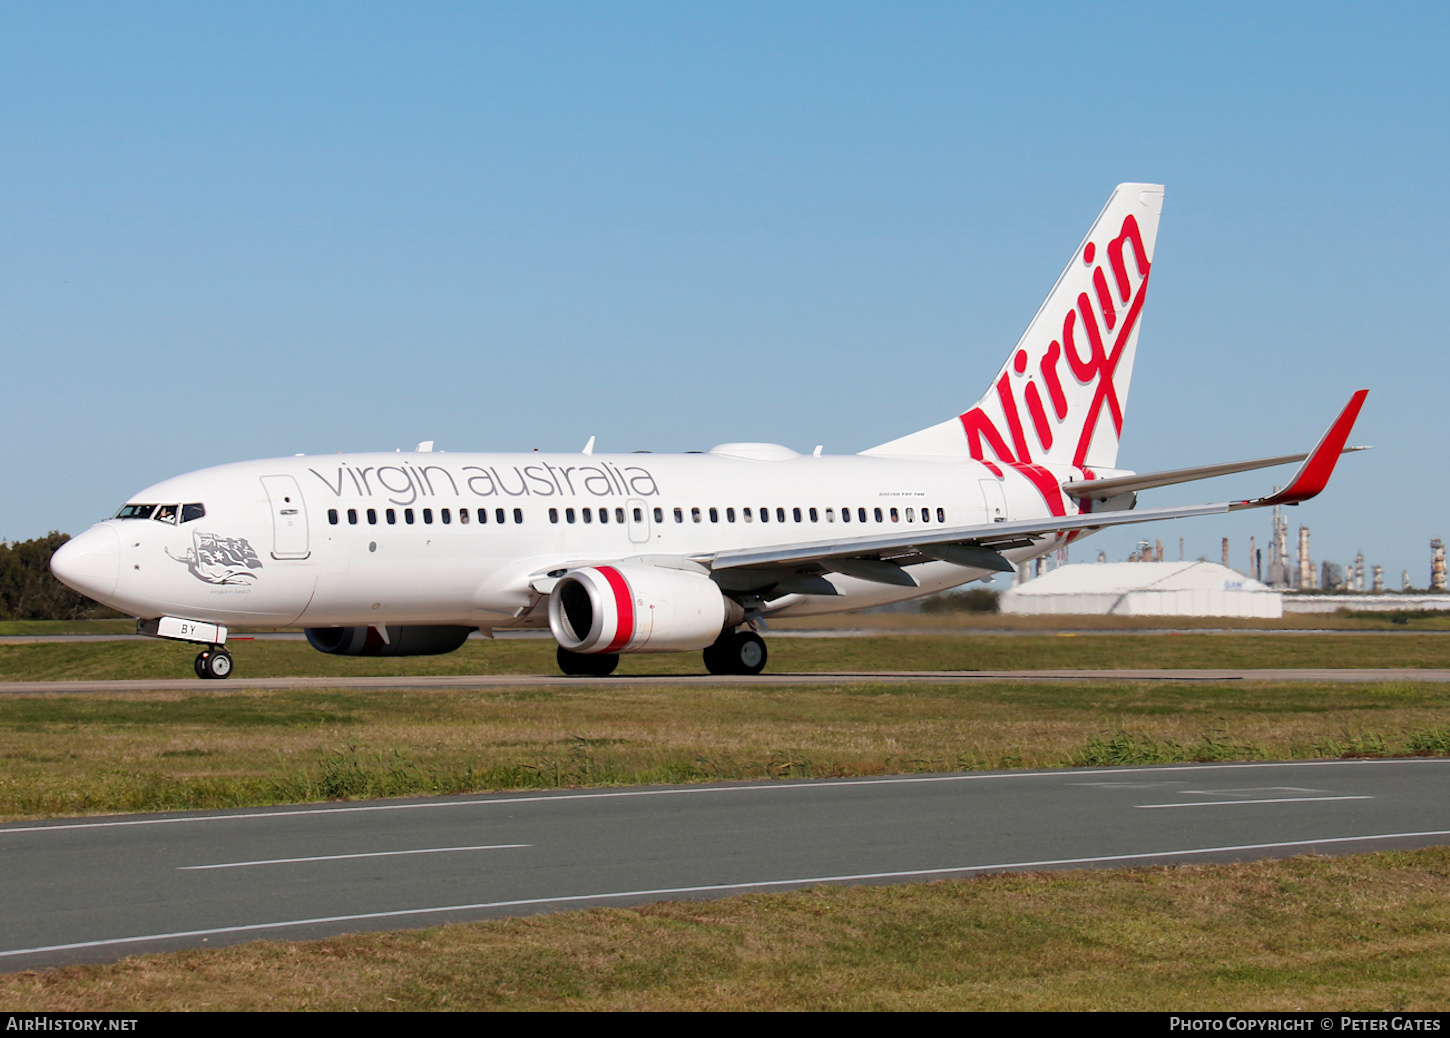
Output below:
[1232,390,1368,510]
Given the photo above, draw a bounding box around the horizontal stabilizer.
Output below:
[1063,445,1370,499]
[705,391,1367,575]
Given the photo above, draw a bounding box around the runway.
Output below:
[0,668,1447,695]
[4,757,1450,971]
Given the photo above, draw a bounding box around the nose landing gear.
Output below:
[194,646,233,680]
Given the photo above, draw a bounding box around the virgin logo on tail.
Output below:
[958,212,1153,515]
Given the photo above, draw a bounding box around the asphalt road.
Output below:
[4,757,1450,971]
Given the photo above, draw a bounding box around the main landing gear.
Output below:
[703,629,768,676]
[194,646,233,680]
[556,646,619,677]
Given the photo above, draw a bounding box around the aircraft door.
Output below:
[979,480,1009,523]
[626,498,651,545]
[261,475,311,559]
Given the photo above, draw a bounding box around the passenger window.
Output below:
[347,508,358,525]
[809,507,818,522]
[181,503,206,523]
[550,508,559,523]
[841,507,850,524]
[478,508,488,524]
[423,508,433,524]
[905,508,914,523]
[583,508,593,524]
[367,508,377,525]
[692,507,702,523]
[633,508,642,522]
[653,507,663,522]
[825,508,834,522]
[874,508,883,522]
[776,508,785,522]
[760,508,769,523]
[513,508,523,524]
[616,508,625,523]
[890,508,899,522]
[674,508,683,523]
[937,507,945,523]
[792,507,802,522]
[496,508,506,524]
[460,508,469,524]
[328,509,339,525]
[726,508,735,523]
[744,508,753,522]
[387,508,397,525]
[598,507,608,524]
[405,509,415,524]
[859,508,868,523]
[566,508,576,524]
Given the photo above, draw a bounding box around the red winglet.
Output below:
[1244,390,1368,508]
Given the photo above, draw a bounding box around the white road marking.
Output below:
[1176,786,1328,797]
[1136,795,1373,809]
[178,844,531,870]
[2,758,1444,837]
[6,827,1450,960]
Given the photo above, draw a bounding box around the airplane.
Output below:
[50,183,1368,680]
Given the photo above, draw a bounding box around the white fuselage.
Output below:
[62,444,1079,631]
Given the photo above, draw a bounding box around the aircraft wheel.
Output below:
[702,639,731,675]
[556,646,619,677]
[194,652,208,679]
[703,631,768,675]
[198,648,233,680]
[730,631,768,675]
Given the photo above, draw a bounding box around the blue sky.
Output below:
[2,2,1445,584]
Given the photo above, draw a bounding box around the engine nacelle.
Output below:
[548,564,743,654]
[304,625,475,657]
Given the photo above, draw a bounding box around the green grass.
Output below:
[8,848,1450,1009]
[0,630,1446,683]
[4,679,1450,819]
[0,619,135,636]
[5,609,1450,638]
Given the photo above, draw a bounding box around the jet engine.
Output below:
[304,625,475,657]
[548,564,743,654]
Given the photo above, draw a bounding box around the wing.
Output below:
[702,391,1368,589]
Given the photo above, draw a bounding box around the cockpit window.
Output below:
[115,504,156,520]
[152,504,179,524]
[181,503,206,523]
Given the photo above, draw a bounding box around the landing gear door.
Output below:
[626,498,651,545]
[261,475,311,559]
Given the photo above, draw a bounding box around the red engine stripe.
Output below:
[597,566,634,653]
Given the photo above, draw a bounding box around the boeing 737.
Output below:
[50,184,1367,679]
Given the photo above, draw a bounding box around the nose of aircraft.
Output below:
[50,525,121,601]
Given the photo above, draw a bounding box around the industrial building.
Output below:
[1000,561,1282,618]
